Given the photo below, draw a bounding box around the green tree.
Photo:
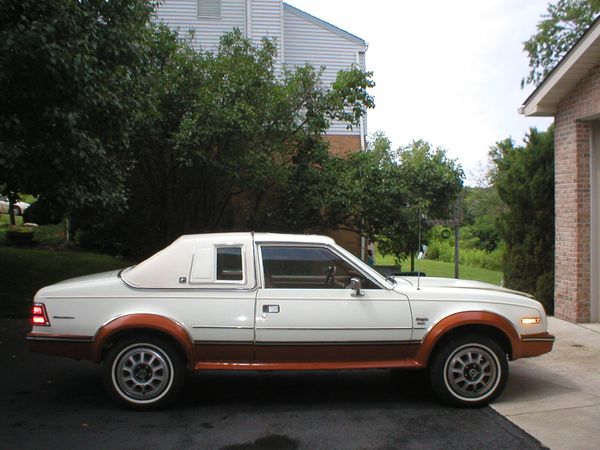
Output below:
[0,0,154,224]
[274,133,463,267]
[75,28,375,256]
[523,0,600,87]
[490,127,555,313]
[461,186,505,252]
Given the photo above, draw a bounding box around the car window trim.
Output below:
[255,242,388,290]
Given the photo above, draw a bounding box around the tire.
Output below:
[429,333,508,407]
[13,206,21,216]
[103,335,185,410]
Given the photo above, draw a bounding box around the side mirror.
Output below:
[350,277,364,297]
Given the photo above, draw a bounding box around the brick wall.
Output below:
[323,134,363,257]
[324,134,362,158]
[554,63,600,322]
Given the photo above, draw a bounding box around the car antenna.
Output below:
[417,201,422,291]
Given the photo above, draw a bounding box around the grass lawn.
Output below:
[376,253,503,286]
[0,247,131,318]
[0,214,66,247]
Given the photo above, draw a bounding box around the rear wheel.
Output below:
[429,333,508,407]
[103,335,185,410]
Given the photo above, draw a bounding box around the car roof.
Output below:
[176,232,335,245]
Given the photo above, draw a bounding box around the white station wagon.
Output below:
[27,232,554,409]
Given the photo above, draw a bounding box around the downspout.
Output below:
[245,0,252,40]
[356,49,367,260]
[279,0,285,66]
[355,50,367,152]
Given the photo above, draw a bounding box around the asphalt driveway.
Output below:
[1,319,545,450]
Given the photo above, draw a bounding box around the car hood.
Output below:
[395,276,534,299]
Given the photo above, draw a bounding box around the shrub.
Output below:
[23,198,62,225]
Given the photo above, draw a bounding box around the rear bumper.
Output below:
[513,332,555,359]
[26,333,94,361]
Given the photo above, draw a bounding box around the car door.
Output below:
[254,244,413,362]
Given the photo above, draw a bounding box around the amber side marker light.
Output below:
[521,317,541,325]
[32,303,50,326]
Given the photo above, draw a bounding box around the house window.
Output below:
[198,0,221,18]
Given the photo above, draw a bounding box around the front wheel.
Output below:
[429,334,508,407]
[103,335,185,410]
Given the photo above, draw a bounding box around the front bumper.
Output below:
[514,332,555,359]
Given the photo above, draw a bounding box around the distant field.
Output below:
[376,254,503,286]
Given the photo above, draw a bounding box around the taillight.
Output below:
[32,303,50,326]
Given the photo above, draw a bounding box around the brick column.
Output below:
[554,114,592,322]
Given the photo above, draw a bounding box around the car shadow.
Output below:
[175,368,438,411]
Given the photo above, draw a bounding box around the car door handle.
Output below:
[262,305,280,313]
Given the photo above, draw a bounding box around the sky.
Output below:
[285,0,554,184]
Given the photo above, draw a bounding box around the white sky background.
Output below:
[285,0,554,184]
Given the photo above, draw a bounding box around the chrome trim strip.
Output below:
[52,316,75,320]
[521,337,556,342]
[253,340,418,346]
[191,325,253,329]
[192,340,419,346]
[26,336,93,343]
[255,326,412,330]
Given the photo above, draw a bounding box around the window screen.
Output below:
[216,247,243,281]
[198,0,220,18]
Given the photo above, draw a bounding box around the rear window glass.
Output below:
[216,247,243,281]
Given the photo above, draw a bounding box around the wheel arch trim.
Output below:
[415,311,521,366]
[92,313,195,365]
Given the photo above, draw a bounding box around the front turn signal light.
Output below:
[521,317,541,325]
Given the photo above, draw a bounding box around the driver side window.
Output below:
[261,246,379,289]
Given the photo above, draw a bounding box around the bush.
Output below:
[426,233,503,272]
[23,198,62,225]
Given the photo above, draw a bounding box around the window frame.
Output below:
[257,243,385,290]
[214,244,246,285]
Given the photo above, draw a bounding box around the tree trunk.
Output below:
[410,251,415,272]
[7,191,16,226]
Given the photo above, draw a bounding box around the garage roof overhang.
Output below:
[520,17,600,117]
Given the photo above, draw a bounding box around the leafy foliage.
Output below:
[0,0,155,217]
[75,27,375,256]
[272,133,464,263]
[523,0,600,87]
[461,186,506,252]
[490,127,555,312]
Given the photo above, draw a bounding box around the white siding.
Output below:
[155,0,247,52]
[154,1,368,136]
[283,6,366,135]
[250,0,283,67]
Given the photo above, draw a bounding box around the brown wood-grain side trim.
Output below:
[92,314,196,365]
